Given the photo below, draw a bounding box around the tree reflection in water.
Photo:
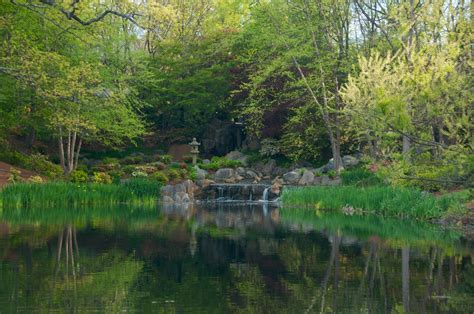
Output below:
[0,203,472,313]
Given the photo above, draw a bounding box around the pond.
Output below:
[0,203,473,313]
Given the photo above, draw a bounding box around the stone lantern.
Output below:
[189,137,200,165]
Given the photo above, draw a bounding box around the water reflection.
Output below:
[0,204,472,313]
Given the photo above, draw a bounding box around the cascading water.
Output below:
[200,184,276,203]
[261,187,270,202]
[217,186,224,200]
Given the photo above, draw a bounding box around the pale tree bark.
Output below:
[402,246,410,313]
[58,126,82,175]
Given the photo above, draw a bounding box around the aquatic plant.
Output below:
[281,185,464,220]
[280,208,463,250]
[1,179,160,208]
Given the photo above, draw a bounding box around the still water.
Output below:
[0,203,472,313]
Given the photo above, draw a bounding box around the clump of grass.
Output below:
[281,185,464,220]
[1,178,160,208]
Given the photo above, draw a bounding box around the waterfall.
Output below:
[217,186,224,200]
[202,183,275,202]
[262,187,270,202]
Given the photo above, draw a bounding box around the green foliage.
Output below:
[327,170,337,179]
[166,169,181,181]
[7,168,22,184]
[92,172,113,184]
[341,168,384,186]
[156,155,172,164]
[281,186,465,220]
[27,175,44,183]
[131,170,148,178]
[150,171,169,184]
[259,139,280,157]
[69,170,88,184]
[0,150,62,178]
[199,156,242,171]
[122,155,145,165]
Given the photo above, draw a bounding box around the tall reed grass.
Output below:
[281,186,464,220]
[1,179,160,208]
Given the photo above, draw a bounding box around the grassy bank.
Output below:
[1,179,161,208]
[281,185,466,220]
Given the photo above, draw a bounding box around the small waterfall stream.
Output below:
[261,187,270,202]
[200,183,276,203]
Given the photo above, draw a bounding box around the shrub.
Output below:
[179,168,188,179]
[327,170,337,179]
[69,170,88,183]
[8,168,23,184]
[155,154,172,164]
[149,162,166,170]
[131,170,148,178]
[122,165,137,174]
[102,157,120,167]
[259,138,281,157]
[169,162,181,169]
[121,155,144,165]
[108,170,124,184]
[150,171,169,184]
[25,153,63,178]
[0,150,28,166]
[166,169,181,181]
[199,156,242,171]
[92,172,113,184]
[134,165,157,174]
[341,168,383,186]
[27,175,44,183]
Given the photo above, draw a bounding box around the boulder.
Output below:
[321,175,331,185]
[320,175,341,186]
[162,195,174,204]
[342,155,359,168]
[313,176,322,185]
[246,170,258,180]
[225,151,248,166]
[236,167,246,177]
[261,159,276,176]
[272,166,288,177]
[283,171,301,185]
[160,185,174,197]
[194,166,208,181]
[202,159,211,164]
[214,168,235,182]
[298,170,315,186]
[271,177,284,195]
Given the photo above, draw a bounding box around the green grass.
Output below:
[1,178,161,208]
[281,185,465,220]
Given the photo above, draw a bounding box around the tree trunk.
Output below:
[58,127,82,175]
[402,246,410,313]
[403,135,411,154]
[58,127,66,173]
